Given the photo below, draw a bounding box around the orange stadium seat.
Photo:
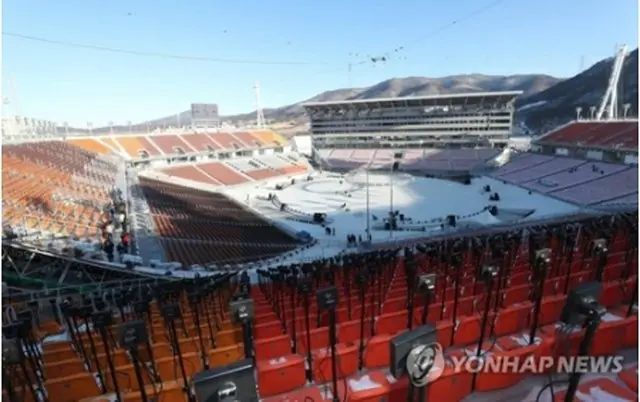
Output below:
[67,138,113,154]
[251,130,286,147]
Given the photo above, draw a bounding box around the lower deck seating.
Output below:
[320,148,501,171]
[160,155,310,187]
[492,154,638,206]
[139,178,299,264]
[21,214,638,402]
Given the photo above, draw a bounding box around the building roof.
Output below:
[302,91,523,110]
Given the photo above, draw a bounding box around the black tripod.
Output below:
[529,249,551,346]
[317,286,340,402]
[564,311,601,402]
[117,320,152,402]
[355,269,368,371]
[2,335,41,402]
[472,263,498,391]
[300,279,314,382]
[92,310,122,402]
[162,304,195,402]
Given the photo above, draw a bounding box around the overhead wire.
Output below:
[305,0,512,79]
[1,31,331,66]
[7,0,510,77]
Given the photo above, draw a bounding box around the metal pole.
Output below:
[389,164,394,238]
[366,168,371,236]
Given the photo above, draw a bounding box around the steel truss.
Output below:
[2,242,175,289]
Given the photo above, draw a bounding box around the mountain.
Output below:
[137,48,638,134]
[517,48,638,131]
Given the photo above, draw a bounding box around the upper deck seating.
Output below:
[210,132,245,150]
[66,138,113,155]
[539,121,638,150]
[114,136,162,158]
[551,167,638,205]
[251,130,287,147]
[197,162,250,186]
[180,133,222,152]
[233,131,264,148]
[149,135,196,155]
[140,178,298,264]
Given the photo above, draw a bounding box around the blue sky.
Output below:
[2,0,637,126]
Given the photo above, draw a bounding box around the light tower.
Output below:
[253,81,266,129]
[596,44,627,121]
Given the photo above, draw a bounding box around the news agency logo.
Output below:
[406,342,625,386]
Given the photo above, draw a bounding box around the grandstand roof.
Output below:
[302,91,522,110]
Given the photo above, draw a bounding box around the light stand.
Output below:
[161,304,195,402]
[591,239,609,282]
[355,269,368,371]
[317,286,340,402]
[472,263,499,391]
[419,274,436,325]
[390,324,438,402]
[117,320,151,402]
[528,248,551,346]
[229,295,256,361]
[92,310,122,402]
[559,282,605,402]
[299,279,314,382]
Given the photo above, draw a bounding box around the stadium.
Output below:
[2,50,639,402]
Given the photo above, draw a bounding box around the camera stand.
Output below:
[355,269,368,371]
[230,295,256,361]
[317,286,340,402]
[472,263,499,391]
[419,274,436,325]
[77,305,107,394]
[390,324,438,402]
[162,304,195,402]
[287,275,298,353]
[559,281,604,402]
[299,279,314,382]
[92,310,122,401]
[2,336,40,402]
[406,261,417,330]
[188,292,209,370]
[529,249,551,345]
[117,320,152,402]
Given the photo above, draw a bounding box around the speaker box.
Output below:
[313,213,324,223]
[193,359,258,402]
